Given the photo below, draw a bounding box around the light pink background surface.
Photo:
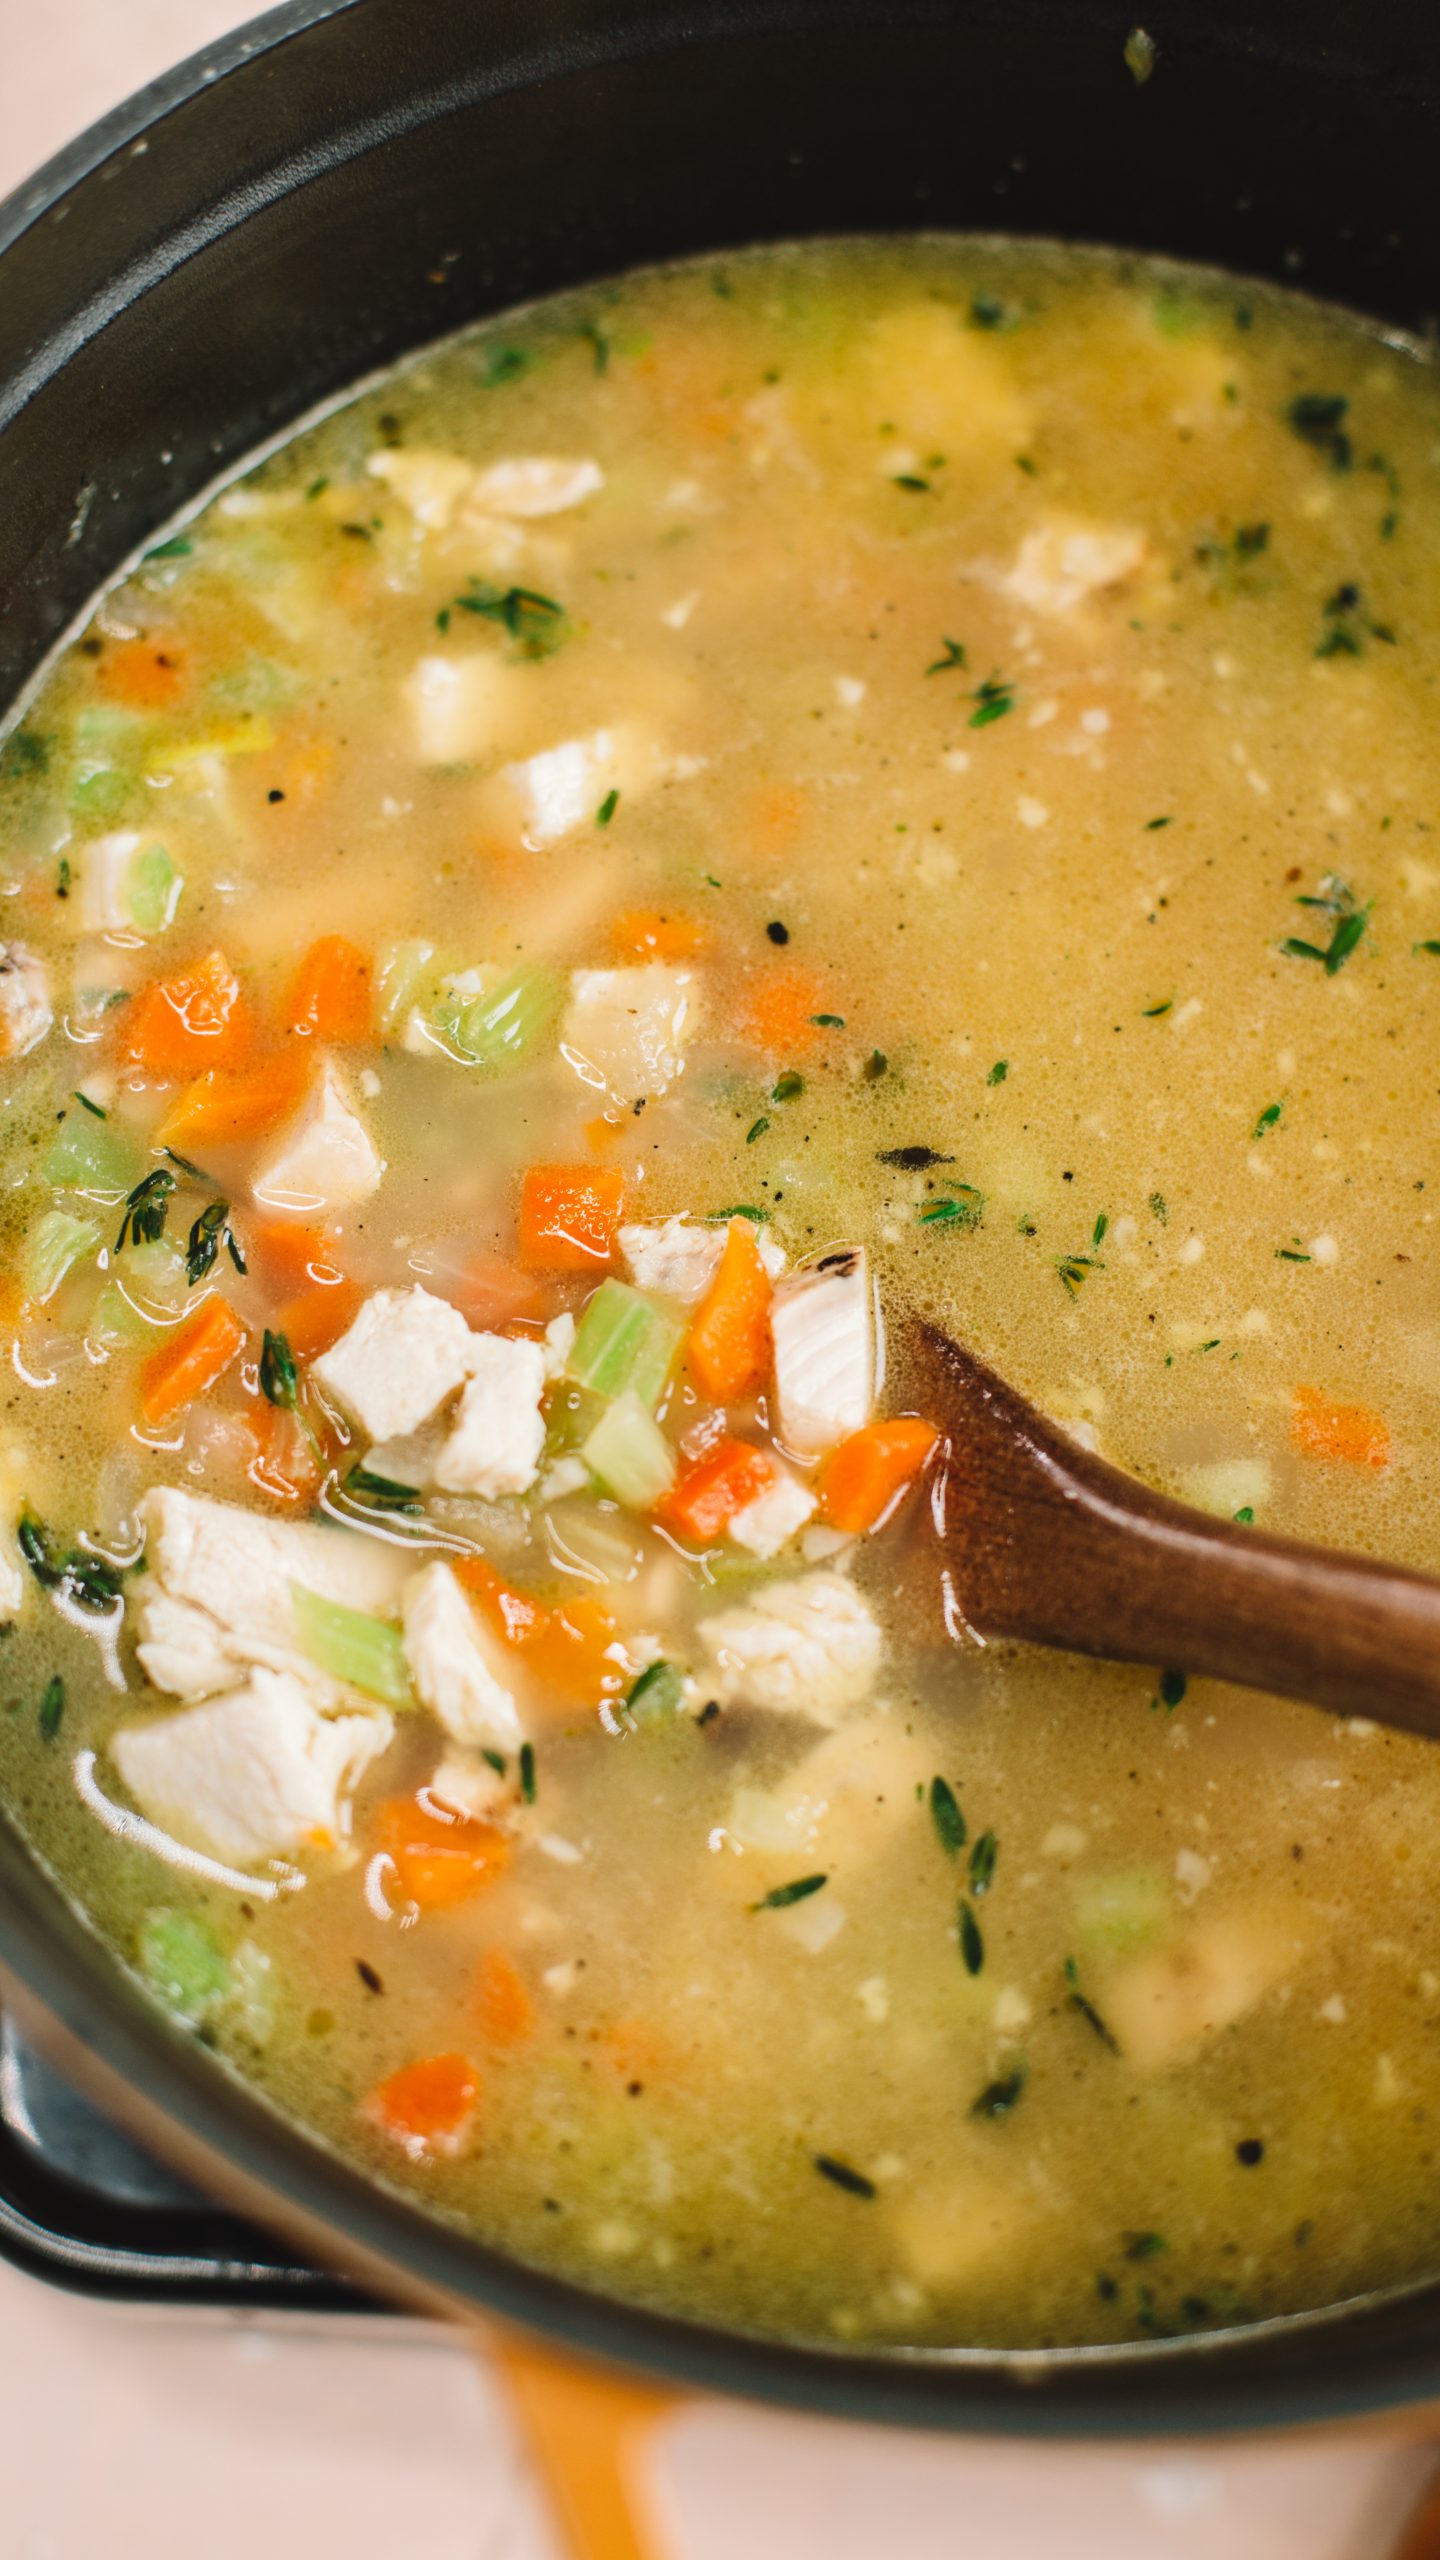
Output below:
[0,6,1433,2554]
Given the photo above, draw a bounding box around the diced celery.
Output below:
[138,1907,230,2022]
[23,1209,100,1305]
[377,939,437,1034]
[581,1390,677,1509]
[43,1112,141,1199]
[208,657,300,717]
[449,965,560,1070]
[568,1280,683,1411]
[290,1582,413,1709]
[544,1380,610,1457]
[69,707,142,825]
[95,1238,189,1342]
[70,766,137,825]
[1073,1868,1171,1954]
[128,841,181,933]
[625,1660,685,1722]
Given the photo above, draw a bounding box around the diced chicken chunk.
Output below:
[488,725,660,851]
[770,1248,874,1456]
[1102,1903,1317,2072]
[428,1749,521,1825]
[433,1333,548,1498]
[718,1715,928,1894]
[890,2179,1040,2294]
[468,456,604,518]
[132,1486,412,1704]
[77,831,179,935]
[620,1215,786,1306]
[728,1465,816,1560]
[1003,517,1149,617]
[368,447,475,532]
[403,653,521,765]
[561,965,697,1103]
[696,1572,881,1722]
[402,1561,524,1753]
[112,1668,392,1869]
[312,1286,476,1442]
[0,944,51,1060]
[252,1063,383,1211]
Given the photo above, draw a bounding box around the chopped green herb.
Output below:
[1286,392,1352,472]
[1154,1667,1187,1712]
[810,1013,845,1028]
[624,1660,684,1721]
[481,1747,508,1776]
[55,857,71,900]
[1413,941,1440,957]
[185,1199,242,1287]
[1142,996,1173,1018]
[972,2066,1027,2119]
[746,1117,770,1144]
[751,1873,828,1912]
[519,1741,537,1803]
[958,1899,985,1974]
[969,292,1013,331]
[863,1049,888,1081]
[479,345,529,387]
[969,674,1015,728]
[893,473,931,493]
[918,1185,985,1231]
[1233,1505,1255,1524]
[1252,1100,1284,1139]
[115,1168,175,1253]
[1282,876,1369,975]
[306,477,330,500]
[772,1071,805,1103]
[38,1676,64,1742]
[578,319,610,374]
[72,1091,107,1120]
[341,1464,422,1516]
[1055,1249,1102,1297]
[260,1329,299,1409]
[18,1515,124,1614]
[1092,1213,1108,1250]
[1276,1238,1313,1262]
[452,580,566,658]
[706,1204,769,1225]
[968,1830,998,1897]
[1144,815,1172,831]
[925,637,967,676]
[1148,1192,1168,1224]
[145,535,193,562]
[987,1059,1008,1085]
[813,2153,876,2198]
[161,1148,211,1183]
[596,788,619,826]
[1065,1955,1120,2053]
[929,1775,966,1857]
[1315,580,1396,658]
[1123,2230,1167,2261]
[0,728,50,779]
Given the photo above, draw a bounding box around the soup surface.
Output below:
[2,238,1440,2352]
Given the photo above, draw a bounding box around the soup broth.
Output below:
[2,237,1440,2350]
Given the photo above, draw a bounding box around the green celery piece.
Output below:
[138,1908,230,2022]
[128,841,181,933]
[376,938,437,1035]
[23,1209,100,1305]
[582,1390,677,1509]
[70,767,137,825]
[544,1379,609,1456]
[43,1113,142,1199]
[208,657,299,717]
[451,965,560,1070]
[290,1582,413,1709]
[568,1280,683,1411]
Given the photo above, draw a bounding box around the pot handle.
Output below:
[497,2335,676,2560]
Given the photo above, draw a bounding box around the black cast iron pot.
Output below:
[1,0,1439,2436]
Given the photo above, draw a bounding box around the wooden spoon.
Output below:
[905,1318,1440,1739]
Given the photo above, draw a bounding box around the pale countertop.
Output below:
[0,7,1435,2555]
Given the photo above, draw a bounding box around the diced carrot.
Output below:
[474,1949,536,2048]
[455,1557,624,1704]
[157,1053,312,1149]
[364,2052,479,2158]
[686,1218,772,1404]
[1292,1385,1391,1471]
[139,1295,246,1427]
[748,782,808,852]
[247,1403,323,1511]
[375,1795,512,1912]
[119,949,256,1080]
[441,1251,548,1329]
[97,636,188,712]
[518,1164,625,1270]
[249,1219,347,1297]
[818,1417,940,1534]
[661,1436,775,1542]
[608,909,709,962]
[276,1277,364,1360]
[285,935,373,1044]
[740,964,832,1056]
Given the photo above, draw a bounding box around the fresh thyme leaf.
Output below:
[1065,1955,1120,2052]
[342,1464,421,1516]
[161,1147,212,1183]
[746,1117,770,1144]
[481,1747,508,1776]
[1286,392,1352,472]
[1092,1213,1108,1250]
[38,1676,64,1742]
[929,1775,966,1857]
[772,1071,805,1102]
[1233,1504,1255,1524]
[969,292,1011,331]
[72,1091,107,1119]
[968,1830,999,1897]
[453,579,567,658]
[918,1186,984,1231]
[1282,877,1369,975]
[19,1515,123,1614]
[863,1049,888,1081]
[969,674,1015,728]
[519,1741,537,1803]
[145,535,193,561]
[987,1059,1008,1085]
[925,636,967,676]
[750,1873,828,1912]
[814,2153,876,2198]
[1276,1239,1313,1262]
[958,1899,985,1974]
[810,1012,845,1028]
[596,788,619,826]
[1142,996,1173,1017]
[479,345,529,388]
[1055,1250,1101,1297]
[260,1329,299,1409]
[1414,941,1440,957]
[1252,1101,1284,1138]
[706,1204,769,1224]
[116,1168,175,1253]
[1154,1667,1187,1712]
[184,1200,235,1288]
[1149,1192,1168,1224]
[972,2066,1027,2119]
[893,473,931,493]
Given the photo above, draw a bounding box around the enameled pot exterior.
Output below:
[2,0,1440,2433]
